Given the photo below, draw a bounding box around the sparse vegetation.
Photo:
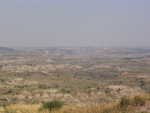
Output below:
[0,47,150,112]
[0,94,149,113]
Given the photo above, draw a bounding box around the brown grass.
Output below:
[0,94,149,113]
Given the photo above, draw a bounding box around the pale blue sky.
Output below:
[0,0,150,47]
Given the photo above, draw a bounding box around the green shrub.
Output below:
[119,97,131,108]
[42,100,64,111]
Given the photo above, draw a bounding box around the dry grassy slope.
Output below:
[0,94,150,113]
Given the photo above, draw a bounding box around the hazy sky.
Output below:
[0,0,150,47]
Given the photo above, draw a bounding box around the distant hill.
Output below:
[0,47,15,52]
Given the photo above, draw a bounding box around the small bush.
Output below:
[132,96,145,106]
[42,100,64,111]
[60,88,71,94]
[119,97,131,108]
